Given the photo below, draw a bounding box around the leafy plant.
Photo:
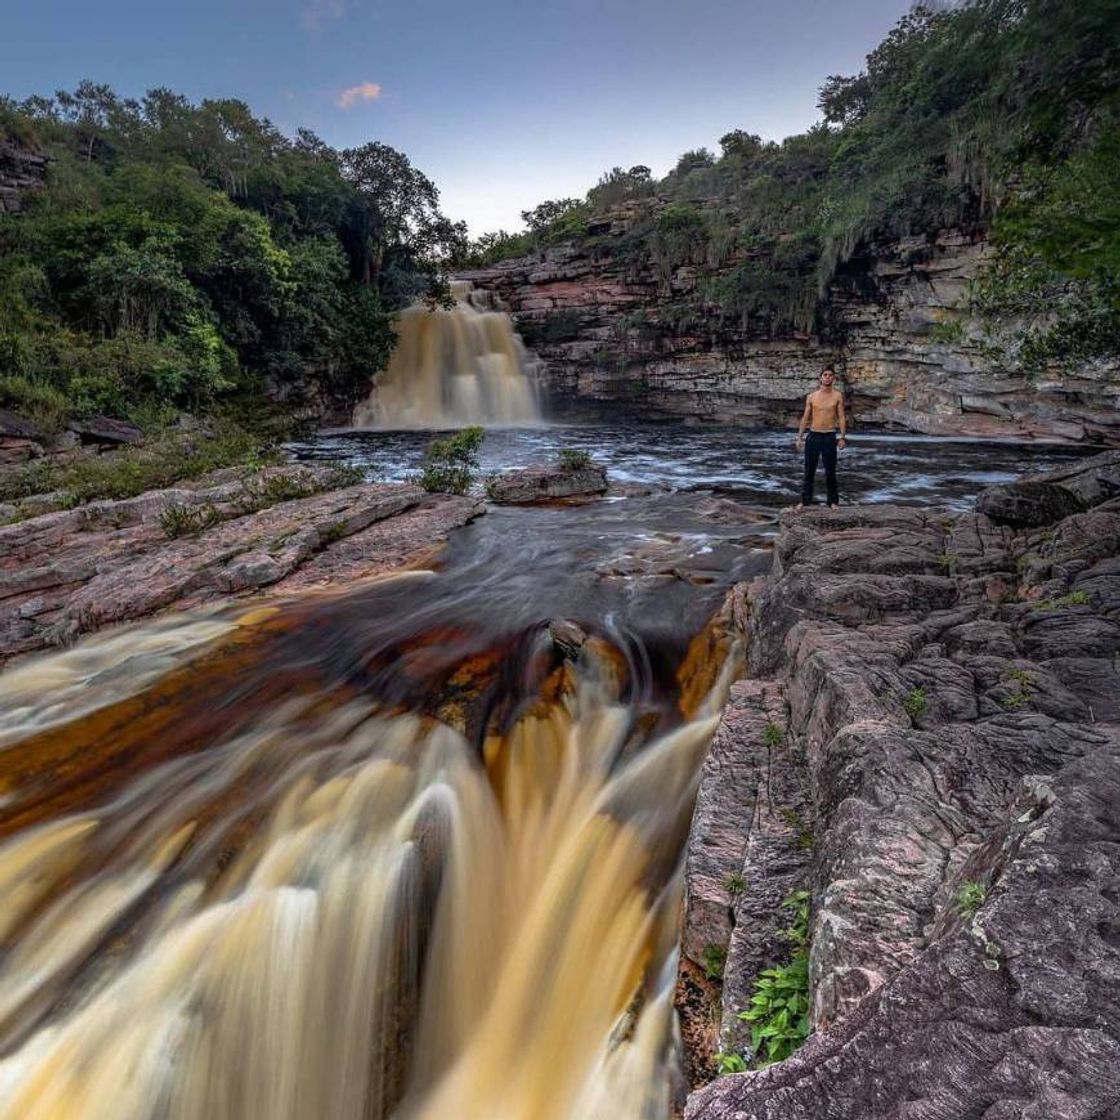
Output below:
[714,1052,748,1075]
[557,447,593,472]
[725,872,746,896]
[763,721,785,749]
[1038,590,1090,610]
[416,426,485,494]
[936,551,958,574]
[902,686,928,722]
[955,880,987,918]
[701,943,727,981]
[158,500,220,538]
[1000,691,1030,711]
[737,889,811,1066]
[323,464,366,489]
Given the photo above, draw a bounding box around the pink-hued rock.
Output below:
[0,467,483,664]
[460,226,1119,443]
[486,464,608,503]
[682,493,1120,1116]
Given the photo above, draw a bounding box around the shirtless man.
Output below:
[795,367,846,508]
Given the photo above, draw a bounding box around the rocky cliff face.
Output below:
[679,453,1120,1118]
[461,225,1120,443]
[0,138,48,214]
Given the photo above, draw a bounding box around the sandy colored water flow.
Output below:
[0,607,737,1120]
[352,281,540,429]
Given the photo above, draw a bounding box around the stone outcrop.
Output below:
[485,463,608,503]
[0,138,48,214]
[0,465,483,664]
[681,468,1120,1116]
[461,225,1119,443]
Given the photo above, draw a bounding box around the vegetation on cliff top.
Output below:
[459,0,1120,369]
[0,88,468,434]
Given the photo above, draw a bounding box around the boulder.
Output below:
[977,450,1120,527]
[486,464,607,504]
[66,415,145,446]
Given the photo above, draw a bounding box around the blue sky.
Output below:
[1,0,912,234]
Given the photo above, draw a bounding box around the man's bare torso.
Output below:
[806,388,842,432]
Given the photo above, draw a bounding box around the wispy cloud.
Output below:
[302,0,346,33]
[336,81,383,109]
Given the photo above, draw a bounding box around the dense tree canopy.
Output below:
[0,88,464,430]
[458,0,1120,368]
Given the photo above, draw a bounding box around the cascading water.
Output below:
[0,493,766,1120]
[353,281,541,430]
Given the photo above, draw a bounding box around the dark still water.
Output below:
[292,415,1091,511]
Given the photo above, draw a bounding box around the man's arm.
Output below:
[796,395,812,446]
[837,395,846,446]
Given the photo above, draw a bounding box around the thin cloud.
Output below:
[337,82,383,109]
[302,0,346,33]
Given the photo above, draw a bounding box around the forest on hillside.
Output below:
[0,90,468,434]
[0,0,1117,440]
[463,0,1120,374]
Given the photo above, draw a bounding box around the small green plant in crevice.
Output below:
[955,880,988,918]
[724,871,746,896]
[902,686,928,722]
[556,447,593,473]
[762,721,785,749]
[1005,667,1033,687]
[416,426,485,495]
[1015,552,1040,573]
[778,807,814,852]
[999,690,1030,710]
[701,943,727,981]
[936,550,958,574]
[737,889,811,1066]
[1038,590,1090,610]
[714,1052,748,1076]
[158,500,220,539]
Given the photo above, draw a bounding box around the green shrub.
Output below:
[557,447,592,472]
[0,374,70,433]
[1038,590,1090,610]
[737,889,811,1066]
[725,871,746,896]
[158,500,220,538]
[323,464,367,489]
[701,944,727,981]
[714,1052,748,1075]
[416,426,485,494]
[763,721,785,748]
[902,686,928,722]
[955,880,987,918]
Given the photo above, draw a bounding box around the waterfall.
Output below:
[0,591,738,1120]
[353,281,541,430]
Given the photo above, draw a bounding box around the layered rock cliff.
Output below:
[679,452,1120,1118]
[0,138,47,214]
[461,224,1120,443]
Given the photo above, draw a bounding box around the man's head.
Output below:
[820,367,836,388]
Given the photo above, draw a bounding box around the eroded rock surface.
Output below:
[0,465,482,664]
[682,492,1120,1116]
[486,463,608,503]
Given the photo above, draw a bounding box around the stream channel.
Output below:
[0,418,1091,1119]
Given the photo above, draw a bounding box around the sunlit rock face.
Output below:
[461,221,1120,443]
[353,282,541,430]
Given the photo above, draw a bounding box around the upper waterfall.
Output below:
[352,281,541,429]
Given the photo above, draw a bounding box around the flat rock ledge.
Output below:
[486,463,608,503]
[682,480,1120,1118]
[0,465,482,665]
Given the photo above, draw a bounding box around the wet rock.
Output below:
[486,463,607,504]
